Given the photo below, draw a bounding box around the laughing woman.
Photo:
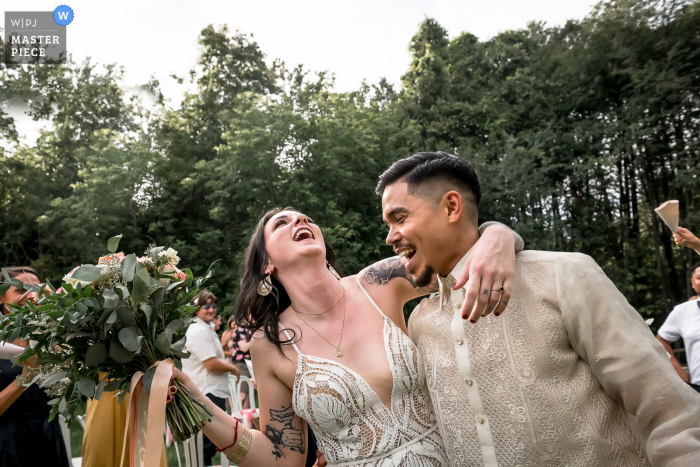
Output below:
[170,209,522,466]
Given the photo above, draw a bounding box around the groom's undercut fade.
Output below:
[376,151,481,212]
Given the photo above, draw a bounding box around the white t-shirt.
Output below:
[181,317,230,399]
[658,298,700,385]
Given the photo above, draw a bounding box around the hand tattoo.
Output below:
[265,403,306,458]
[503,300,509,305]
[483,289,489,295]
[363,257,437,294]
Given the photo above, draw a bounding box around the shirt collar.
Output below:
[438,246,474,300]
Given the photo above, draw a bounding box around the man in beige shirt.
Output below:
[377,151,700,466]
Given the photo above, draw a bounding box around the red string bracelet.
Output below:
[215,417,239,452]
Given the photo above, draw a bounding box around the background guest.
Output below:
[657,261,700,392]
[181,290,239,466]
[212,311,222,332]
[0,267,70,467]
[221,316,236,364]
[229,322,251,409]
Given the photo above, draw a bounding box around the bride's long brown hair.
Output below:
[234,207,342,354]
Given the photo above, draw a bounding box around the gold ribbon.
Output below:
[119,359,175,467]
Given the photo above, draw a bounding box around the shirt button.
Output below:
[476,415,485,424]
[456,338,463,345]
[446,276,456,287]
[465,379,473,386]
[455,302,462,309]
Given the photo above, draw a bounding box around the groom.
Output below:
[377,151,700,466]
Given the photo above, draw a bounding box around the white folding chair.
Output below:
[182,432,204,467]
[227,375,259,428]
[58,415,83,467]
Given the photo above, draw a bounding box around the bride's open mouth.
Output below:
[293,227,315,242]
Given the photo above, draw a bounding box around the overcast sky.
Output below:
[4,0,599,142]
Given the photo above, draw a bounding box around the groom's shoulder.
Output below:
[517,250,600,269]
[516,250,605,282]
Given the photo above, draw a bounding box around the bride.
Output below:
[170,208,521,466]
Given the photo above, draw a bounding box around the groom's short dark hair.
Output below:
[375,151,481,208]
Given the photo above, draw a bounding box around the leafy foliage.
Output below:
[0,238,213,441]
[1,0,699,327]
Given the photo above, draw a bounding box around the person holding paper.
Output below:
[0,266,70,467]
[657,261,700,392]
[674,226,700,256]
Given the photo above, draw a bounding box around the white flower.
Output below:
[158,247,180,265]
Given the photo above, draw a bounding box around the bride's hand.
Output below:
[453,224,516,323]
[168,367,205,404]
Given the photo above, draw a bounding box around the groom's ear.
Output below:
[443,191,464,224]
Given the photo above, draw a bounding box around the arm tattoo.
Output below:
[363,257,438,294]
[265,404,306,459]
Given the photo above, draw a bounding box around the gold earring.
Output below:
[327,261,341,281]
[257,273,273,296]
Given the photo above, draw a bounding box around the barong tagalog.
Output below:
[655,200,679,233]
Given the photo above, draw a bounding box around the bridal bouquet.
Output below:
[0,236,213,442]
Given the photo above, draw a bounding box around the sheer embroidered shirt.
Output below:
[408,249,700,467]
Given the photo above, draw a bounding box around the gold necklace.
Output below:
[291,285,344,315]
[294,291,346,357]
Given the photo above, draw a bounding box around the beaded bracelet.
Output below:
[215,417,239,453]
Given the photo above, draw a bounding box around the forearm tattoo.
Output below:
[363,257,438,294]
[265,404,306,459]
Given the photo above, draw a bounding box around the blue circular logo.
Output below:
[53,5,74,26]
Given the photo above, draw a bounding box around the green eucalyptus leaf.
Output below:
[171,336,187,351]
[47,397,61,405]
[103,289,119,310]
[77,378,96,398]
[105,377,126,392]
[155,330,173,354]
[140,305,152,325]
[114,283,130,299]
[173,358,182,371]
[151,287,164,307]
[109,337,135,363]
[142,366,158,395]
[75,302,88,313]
[1,268,10,282]
[0,283,11,295]
[132,269,151,304]
[107,234,123,253]
[166,319,185,334]
[40,371,67,388]
[85,343,107,367]
[171,348,190,359]
[71,265,101,282]
[118,327,141,352]
[36,354,64,365]
[166,279,185,292]
[95,373,108,400]
[115,305,136,328]
[150,246,164,258]
[121,254,137,282]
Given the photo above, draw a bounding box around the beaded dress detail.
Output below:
[279,276,447,467]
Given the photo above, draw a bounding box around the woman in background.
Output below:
[222,317,252,409]
[0,266,70,467]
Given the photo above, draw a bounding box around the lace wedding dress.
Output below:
[279,277,448,467]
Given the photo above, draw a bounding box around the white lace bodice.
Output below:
[279,277,447,467]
